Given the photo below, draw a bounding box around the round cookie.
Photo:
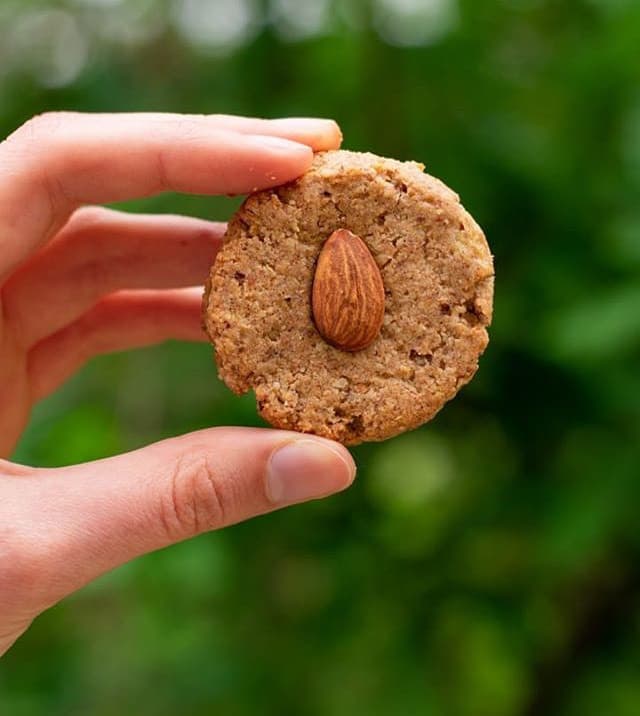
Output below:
[203,150,494,445]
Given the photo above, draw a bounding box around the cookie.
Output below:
[203,150,494,445]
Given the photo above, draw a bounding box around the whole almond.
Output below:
[311,229,385,352]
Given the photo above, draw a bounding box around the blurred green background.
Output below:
[2,0,640,714]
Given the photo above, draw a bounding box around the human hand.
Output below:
[0,112,355,656]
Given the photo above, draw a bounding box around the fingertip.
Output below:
[311,435,356,483]
[320,119,343,150]
[287,117,343,151]
[265,117,343,151]
[266,436,356,506]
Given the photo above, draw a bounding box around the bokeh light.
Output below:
[269,0,333,41]
[171,0,261,54]
[6,8,88,88]
[373,0,458,47]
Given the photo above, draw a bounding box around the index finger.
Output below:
[0,112,342,278]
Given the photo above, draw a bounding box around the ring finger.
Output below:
[27,287,206,400]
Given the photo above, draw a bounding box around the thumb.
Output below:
[9,428,355,611]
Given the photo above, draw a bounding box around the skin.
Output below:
[0,112,356,657]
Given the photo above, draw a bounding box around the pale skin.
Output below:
[0,112,356,657]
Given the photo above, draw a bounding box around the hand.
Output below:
[0,112,355,657]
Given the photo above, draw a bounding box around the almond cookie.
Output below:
[203,150,494,445]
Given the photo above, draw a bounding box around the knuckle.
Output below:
[60,208,118,268]
[1,113,77,212]
[161,448,231,539]
[68,205,112,231]
[74,255,113,290]
[171,116,203,141]
[0,460,33,478]
[7,112,70,146]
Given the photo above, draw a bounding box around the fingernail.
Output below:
[272,117,342,134]
[267,439,356,505]
[267,119,343,149]
[249,134,311,154]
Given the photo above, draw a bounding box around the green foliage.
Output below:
[1,1,639,714]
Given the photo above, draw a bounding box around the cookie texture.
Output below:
[203,150,494,445]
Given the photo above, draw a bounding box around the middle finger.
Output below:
[3,207,224,349]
